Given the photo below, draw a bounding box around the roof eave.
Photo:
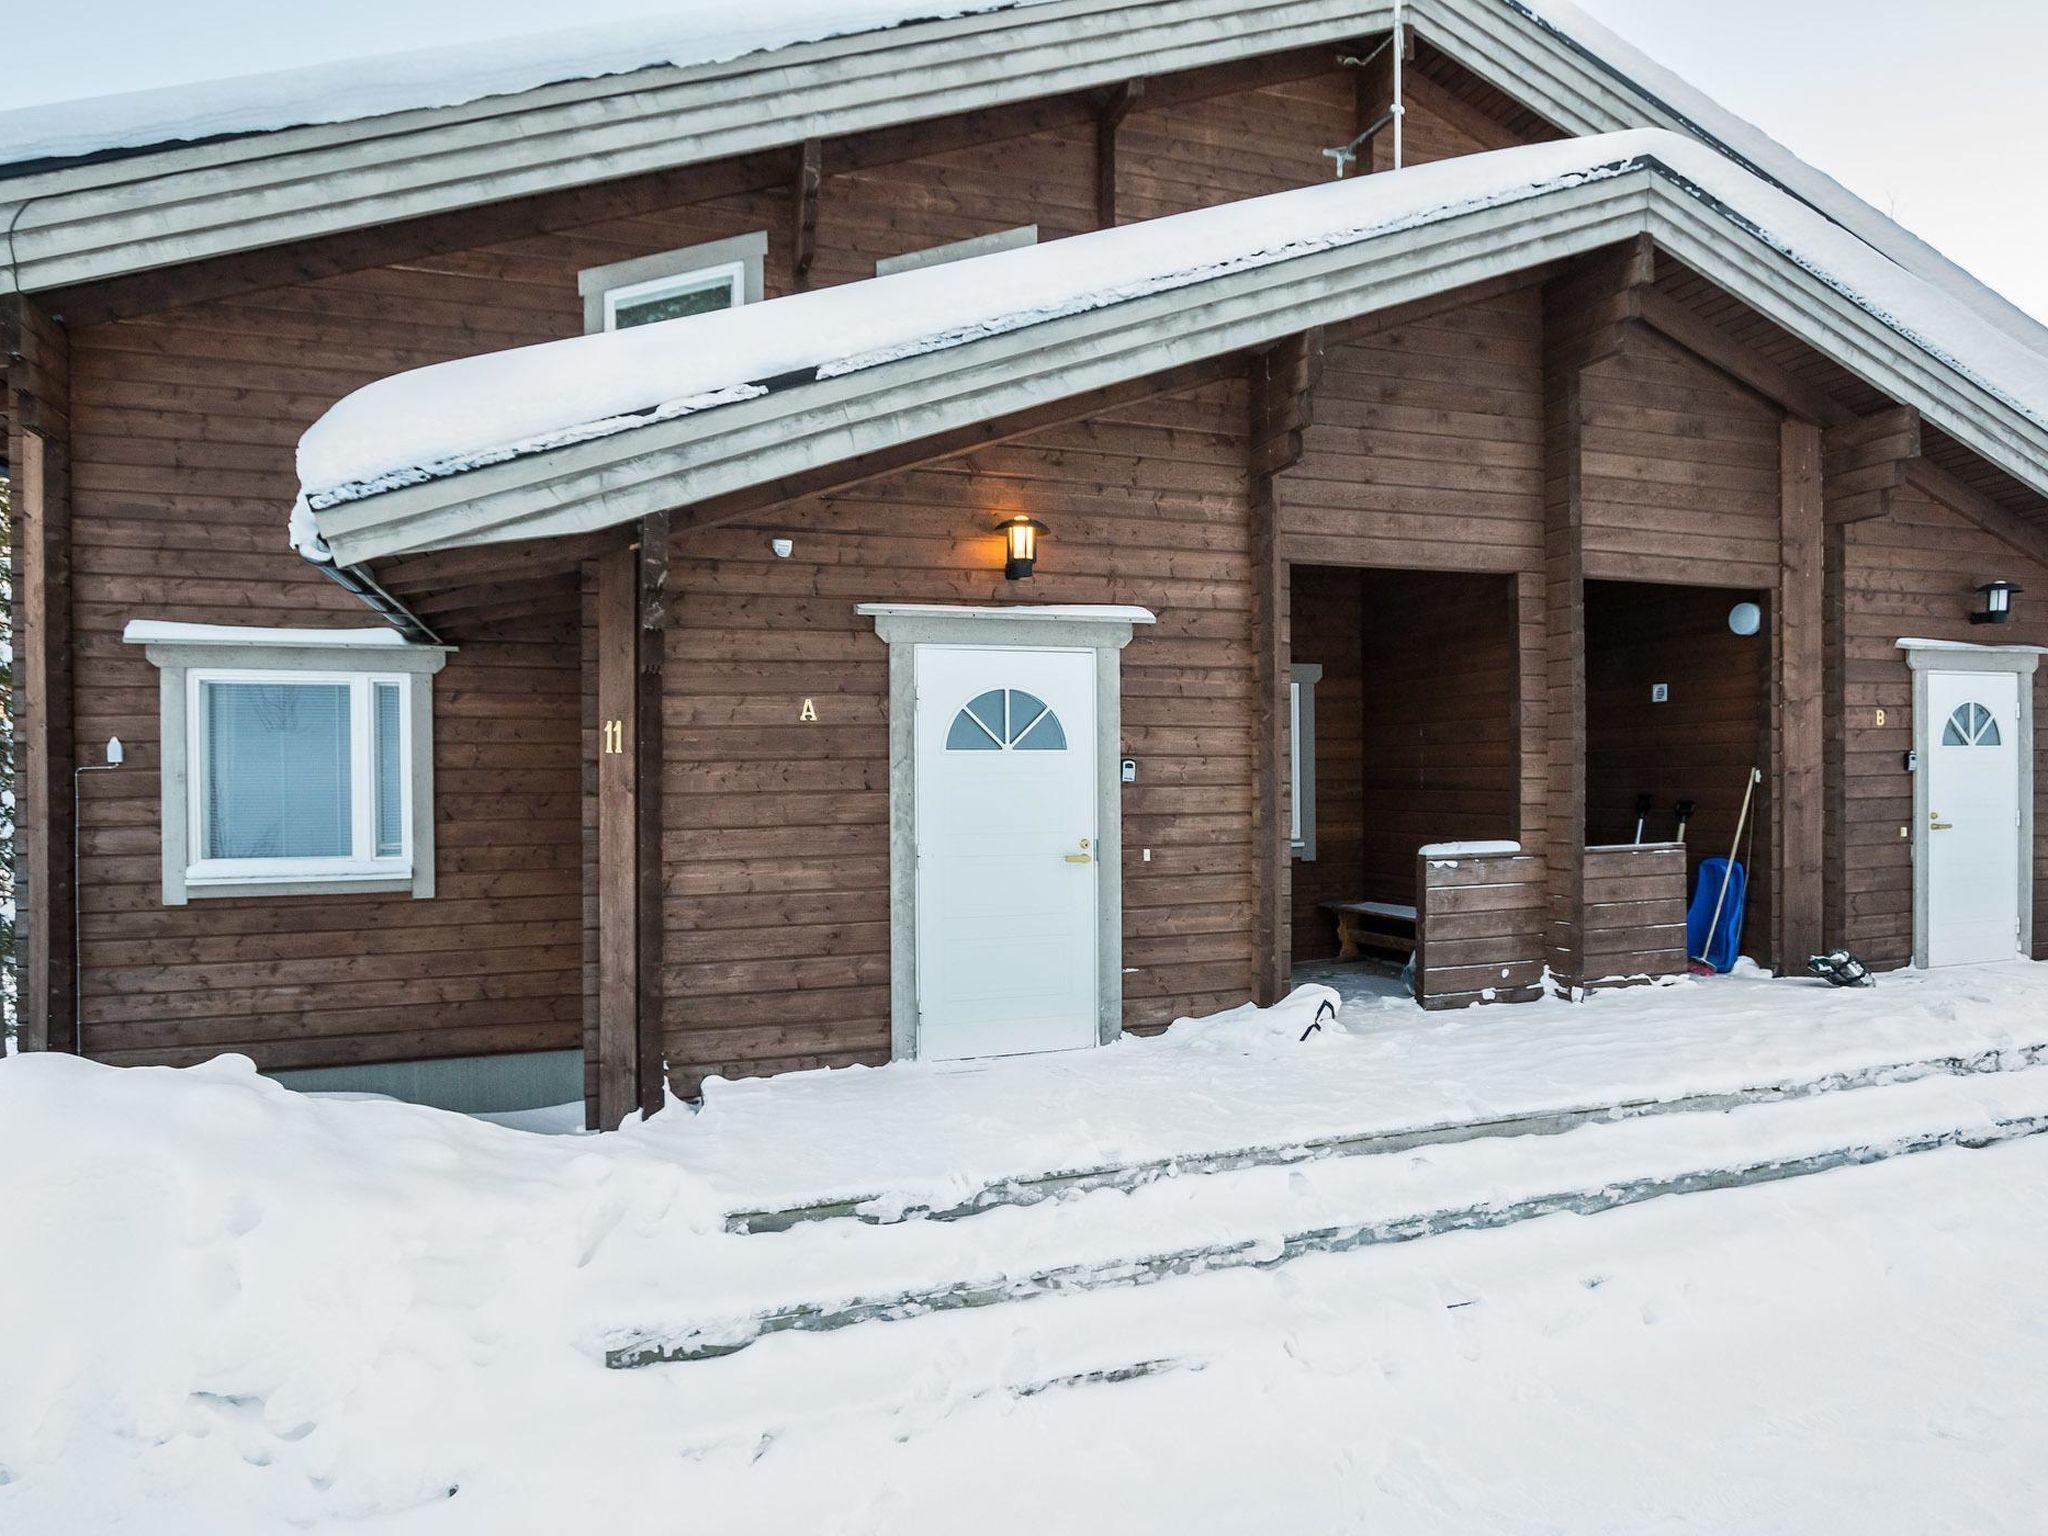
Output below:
[310,165,2048,569]
[0,0,1396,296]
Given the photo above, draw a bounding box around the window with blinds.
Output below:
[187,670,414,887]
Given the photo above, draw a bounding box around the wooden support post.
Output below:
[792,138,823,291]
[1541,279,1593,994]
[1775,418,1826,968]
[5,297,74,1054]
[1094,81,1143,230]
[635,513,669,1116]
[1247,328,1324,1007]
[594,544,639,1128]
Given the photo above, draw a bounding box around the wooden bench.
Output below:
[1320,900,1419,962]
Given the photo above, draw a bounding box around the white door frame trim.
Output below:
[1901,639,2043,969]
[861,604,1155,1061]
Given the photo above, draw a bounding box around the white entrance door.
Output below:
[1925,669,2024,966]
[914,645,1098,1060]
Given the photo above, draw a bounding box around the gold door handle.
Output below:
[1064,853,1093,864]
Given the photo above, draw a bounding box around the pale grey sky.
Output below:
[11,1,2048,318]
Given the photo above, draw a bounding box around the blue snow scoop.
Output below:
[1686,857,1748,974]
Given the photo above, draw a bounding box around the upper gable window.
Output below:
[875,225,1038,278]
[578,231,768,334]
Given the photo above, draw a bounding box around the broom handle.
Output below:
[1697,768,1761,963]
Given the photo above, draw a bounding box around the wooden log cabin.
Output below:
[9,0,2048,1125]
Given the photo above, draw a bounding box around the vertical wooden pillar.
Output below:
[791,139,823,292]
[1541,358,1588,993]
[1247,330,1323,1007]
[635,513,669,1116]
[594,545,639,1126]
[594,518,671,1125]
[1094,81,1142,230]
[1513,568,1549,855]
[1775,418,1826,967]
[7,298,74,1053]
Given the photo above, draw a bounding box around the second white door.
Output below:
[1925,668,2024,967]
[914,644,1098,1061]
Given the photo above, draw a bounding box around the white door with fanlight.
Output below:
[1924,669,2025,966]
[914,645,1098,1061]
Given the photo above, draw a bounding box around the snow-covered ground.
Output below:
[5,965,2048,1531]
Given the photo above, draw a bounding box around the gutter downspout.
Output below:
[1392,0,1405,170]
[307,557,445,646]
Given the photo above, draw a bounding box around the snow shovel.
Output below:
[1633,793,1654,845]
[1674,800,1697,845]
[1687,768,1761,976]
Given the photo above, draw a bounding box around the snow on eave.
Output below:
[1506,0,2048,362]
[293,131,2048,536]
[0,2,1057,171]
[121,619,427,648]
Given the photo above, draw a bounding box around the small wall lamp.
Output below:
[998,516,1049,580]
[1972,579,2022,625]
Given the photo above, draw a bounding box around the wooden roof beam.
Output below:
[1633,285,1852,428]
[1823,405,1921,525]
[1905,455,2048,573]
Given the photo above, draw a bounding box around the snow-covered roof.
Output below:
[6,0,2046,382]
[297,130,2048,568]
[0,2,1055,167]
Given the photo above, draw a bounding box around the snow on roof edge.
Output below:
[122,619,427,648]
[0,1,1056,170]
[1510,0,2048,362]
[293,131,2048,536]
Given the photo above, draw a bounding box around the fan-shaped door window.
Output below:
[945,688,1068,751]
[1941,702,2004,748]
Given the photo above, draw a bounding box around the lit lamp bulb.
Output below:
[997,516,1049,581]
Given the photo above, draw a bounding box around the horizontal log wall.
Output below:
[661,380,1256,1091]
[1581,843,1689,985]
[1357,570,1519,913]
[1289,567,1366,961]
[1834,484,2048,967]
[1278,286,1547,572]
[1413,850,1547,1009]
[58,53,1510,1075]
[1580,327,1783,590]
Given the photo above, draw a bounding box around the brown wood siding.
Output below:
[57,59,1436,1075]
[1356,570,1519,911]
[1581,843,1689,984]
[1835,485,2048,967]
[1413,849,1546,1008]
[1277,287,1547,572]
[660,380,1255,1091]
[1585,580,1773,962]
[1118,73,1354,222]
[1288,567,1365,961]
[1579,328,1783,590]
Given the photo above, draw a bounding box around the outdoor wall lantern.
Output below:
[1972,579,2022,625]
[998,515,1049,580]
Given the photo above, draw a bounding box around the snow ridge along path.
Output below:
[608,1062,2048,1366]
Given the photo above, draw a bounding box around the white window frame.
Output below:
[128,627,452,905]
[185,668,415,890]
[577,231,767,334]
[600,259,746,332]
[1291,663,1322,861]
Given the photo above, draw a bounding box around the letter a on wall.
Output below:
[800,698,818,722]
